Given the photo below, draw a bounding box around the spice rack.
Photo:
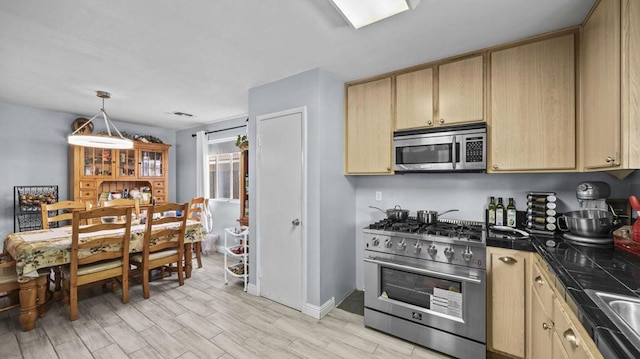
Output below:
[526,192,557,236]
[224,226,249,291]
[13,185,59,232]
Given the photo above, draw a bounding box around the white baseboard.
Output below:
[303,296,335,319]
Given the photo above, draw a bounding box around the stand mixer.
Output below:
[576,181,611,209]
[559,181,615,245]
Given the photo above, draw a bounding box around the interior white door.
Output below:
[257,109,304,310]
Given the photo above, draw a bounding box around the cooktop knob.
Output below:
[414,242,422,254]
[444,247,455,261]
[397,239,407,251]
[462,247,473,262]
[371,237,380,247]
[385,239,393,248]
[427,245,437,257]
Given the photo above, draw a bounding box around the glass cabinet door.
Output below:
[82,147,114,177]
[139,149,164,177]
[117,149,136,178]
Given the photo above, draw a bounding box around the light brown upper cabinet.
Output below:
[395,68,434,130]
[345,77,393,174]
[490,33,576,172]
[581,0,640,171]
[437,55,485,126]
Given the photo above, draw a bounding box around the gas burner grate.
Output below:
[368,219,484,239]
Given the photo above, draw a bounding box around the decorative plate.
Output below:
[72,117,94,134]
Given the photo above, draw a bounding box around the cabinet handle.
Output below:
[535,275,544,285]
[439,118,445,124]
[498,256,517,264]
[542,322,552,330]
[563,329,578,346]
[427,120,433,125]
[605,156,615,163]
[387,167,391,172]
[492,164,498,170]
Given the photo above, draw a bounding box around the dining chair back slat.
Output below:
[0,253,20,313]
[41,200,91,229]
[62,206,133,321]
[131,202,188,299]
[102,198,141,219]
[187,197,208,268]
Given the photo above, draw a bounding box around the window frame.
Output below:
[208,137,241,203]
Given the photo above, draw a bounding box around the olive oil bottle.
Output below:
[507,197,517,227]
[495,197,505,226]
[488,196,496,225]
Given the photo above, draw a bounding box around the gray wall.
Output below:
[248,68,356,307]
[0,101,176,249]
[174,116,247,244]
[353,171,632,288]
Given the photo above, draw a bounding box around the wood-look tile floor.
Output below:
[0,253,451,359]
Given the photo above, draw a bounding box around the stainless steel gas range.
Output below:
[363,218,486,359]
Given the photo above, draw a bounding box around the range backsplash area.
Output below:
[353,171,637,288]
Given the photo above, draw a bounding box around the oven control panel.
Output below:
[364,232,486,269]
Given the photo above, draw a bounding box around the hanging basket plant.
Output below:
[236,134,248,150]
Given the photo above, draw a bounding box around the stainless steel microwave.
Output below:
[393,123,486,172]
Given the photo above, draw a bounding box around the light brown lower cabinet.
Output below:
[527,254,603,359]
[487,251,604,359]
[487,247,526,358]
[530,287,554,359]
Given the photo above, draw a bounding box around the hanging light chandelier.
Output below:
[67,91,134,149]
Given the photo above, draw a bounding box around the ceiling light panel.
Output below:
[330,0,410,29]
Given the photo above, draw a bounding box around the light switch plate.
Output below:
[375,191,382,201]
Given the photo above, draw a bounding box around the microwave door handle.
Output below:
[452,136,457,170]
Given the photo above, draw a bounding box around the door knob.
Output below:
[292,219,300,226]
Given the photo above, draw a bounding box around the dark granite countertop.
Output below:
[487,233,640,359]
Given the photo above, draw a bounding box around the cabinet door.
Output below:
[116,149,137,178]
[345,78,393,174]
[396,68,433,130]
[438,55,484,126]
[582,0,621,169]
[490,33,576,171]
[80,147,115,178]
[553,298,598,359]
[139,148,165,178]
[553,331,570,359]
[530,289,554,359]
[487,248,526,358]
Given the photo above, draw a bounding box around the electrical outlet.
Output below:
[375,191,382,202]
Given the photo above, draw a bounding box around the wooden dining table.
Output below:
[3,220,204,331]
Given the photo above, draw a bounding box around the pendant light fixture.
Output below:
[67,91,134,149]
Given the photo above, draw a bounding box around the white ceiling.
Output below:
[0,0,596,130]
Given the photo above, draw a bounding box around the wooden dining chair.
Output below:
[61,206,133,321]
[41,200,91,229]
[130,202,188,299]
[187,197,209,268]
[103,198,141,220]
[0,252,20,313]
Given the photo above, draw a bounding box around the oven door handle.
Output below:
[364,257,482,284]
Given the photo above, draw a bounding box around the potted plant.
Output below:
[235,134,248,150]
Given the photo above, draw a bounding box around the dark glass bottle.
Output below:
[507,197,517,227]
[496,198,505,226]
[488,196,496,225]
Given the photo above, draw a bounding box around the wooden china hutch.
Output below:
[68,142,171,209]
